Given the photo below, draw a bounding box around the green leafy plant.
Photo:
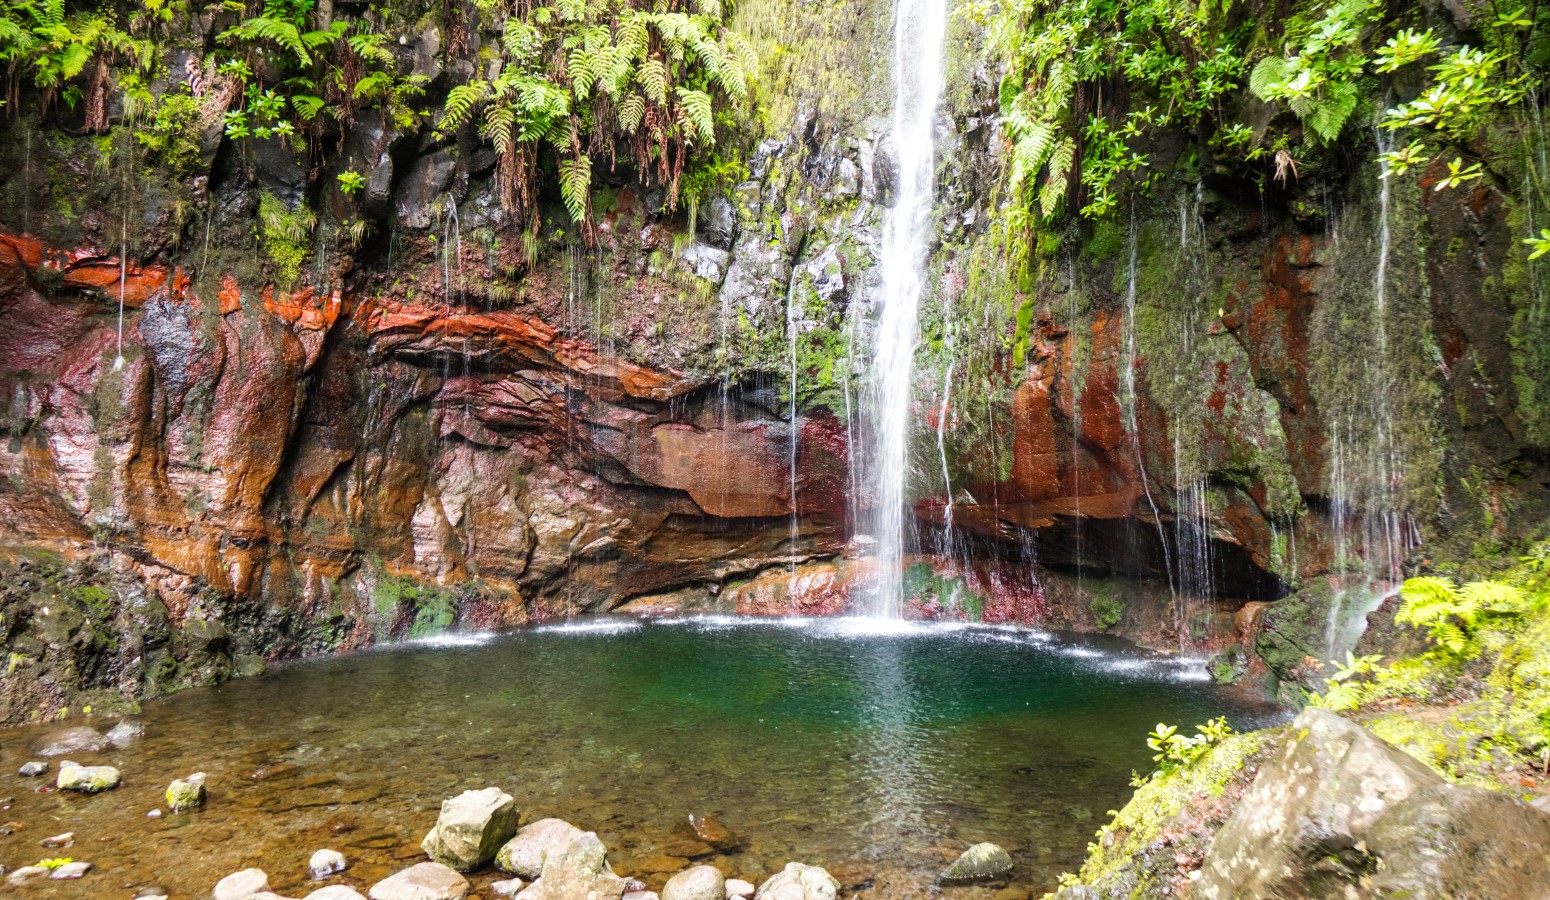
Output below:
[336,170,365,195]
[1525,229,1550,261]
[37,857,73,871]
[1141,716,1234,780]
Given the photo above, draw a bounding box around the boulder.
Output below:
[214,869,272,900]
[662,865,725,900]
[30,726,110,756]
[515,832,626,900]
[753,863,839,900]
[725,879,755,899]
[306,888,367,900]
[421,786,519,872]
[19,760,49,776]
[309,848,348,879]
[368,863,470,900]
[496,818,585,878]
[166,772,208,811]
[57,760,121,792]
[50,861,92,879]
[938,843,1013,883]
[106,718,145,747]
[306,888,368,900]
[1199,708,1550,898]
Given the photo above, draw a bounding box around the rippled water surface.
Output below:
[0,617,1284,897]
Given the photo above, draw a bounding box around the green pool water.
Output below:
[0,617,1282,897]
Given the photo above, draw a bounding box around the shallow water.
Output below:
[0,617,1283,897]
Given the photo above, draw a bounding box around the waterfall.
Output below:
[865,0,947,618]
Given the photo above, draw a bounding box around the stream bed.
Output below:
[0,617,1284,897]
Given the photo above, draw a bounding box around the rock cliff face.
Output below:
[0,0,1546,719]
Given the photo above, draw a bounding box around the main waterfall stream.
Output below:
[864,0,948,617]
[0,620,1277,897]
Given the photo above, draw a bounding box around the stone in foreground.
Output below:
[56,760,121,793]
[938,842,1013,883]
[166,772,208,811]
[1200,708,1550,898]
[725,879,756,899]
[420,786,519,872]
[306,888,367,900]
[18,760,49,777]
[490,879,524,897]
[496,817,585,878]
[753,863,839,900]
[368,862,470,900]
[51,860,92,878]
[309,848,348,879]
[516,831,627,900]
[30,726,110,756]
[662,865,725,900]
[213,868,272,900]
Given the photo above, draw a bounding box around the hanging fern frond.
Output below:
[558,154,591,222]
[676,87,714,144]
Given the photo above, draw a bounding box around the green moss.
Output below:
[1065,729,1274,890]
[257,192,316,289]
[1090,590,1122,630]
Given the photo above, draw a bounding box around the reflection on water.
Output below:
[0,618,1283,898]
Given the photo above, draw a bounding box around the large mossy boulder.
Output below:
[753,863,839,900]
[421,787,519,872]
[516,832,626,900]
[1198,708,1550,898]
[496,818,585,878]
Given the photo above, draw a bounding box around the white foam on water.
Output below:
[401,632,497,648]
[532,620,643,636]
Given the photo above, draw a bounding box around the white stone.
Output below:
[368,863,470,900]
[305,887,367,900]
[725,879,756,899]
[309,848,348,879]
[214,868,272,900]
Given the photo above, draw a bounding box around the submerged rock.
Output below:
[309,848,348,879]
[753,863,839,900]
[496,817,585,878]
[938,843,1013,883]
[1199,708,1550,897]
[40,830,73,847]
[421,786,519,872]
[30,726,110,756]
[686,814,739,850]
[517,831,627,900]
[662,865,725,900]
[106,718,145,747]
[213,868,272,900]
[368,862,470,900]
[18,760,49,777]
[166,772,208,811]
[56,760,120,793]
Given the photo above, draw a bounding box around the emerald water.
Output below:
[0,618,1280,897]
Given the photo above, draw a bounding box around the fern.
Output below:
[1038,137,1075,217]
[442,81,490,131]
[676,87,714,144]
[558,155,591,222]
[1248,56,1291,99]
[636,58,668,105]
